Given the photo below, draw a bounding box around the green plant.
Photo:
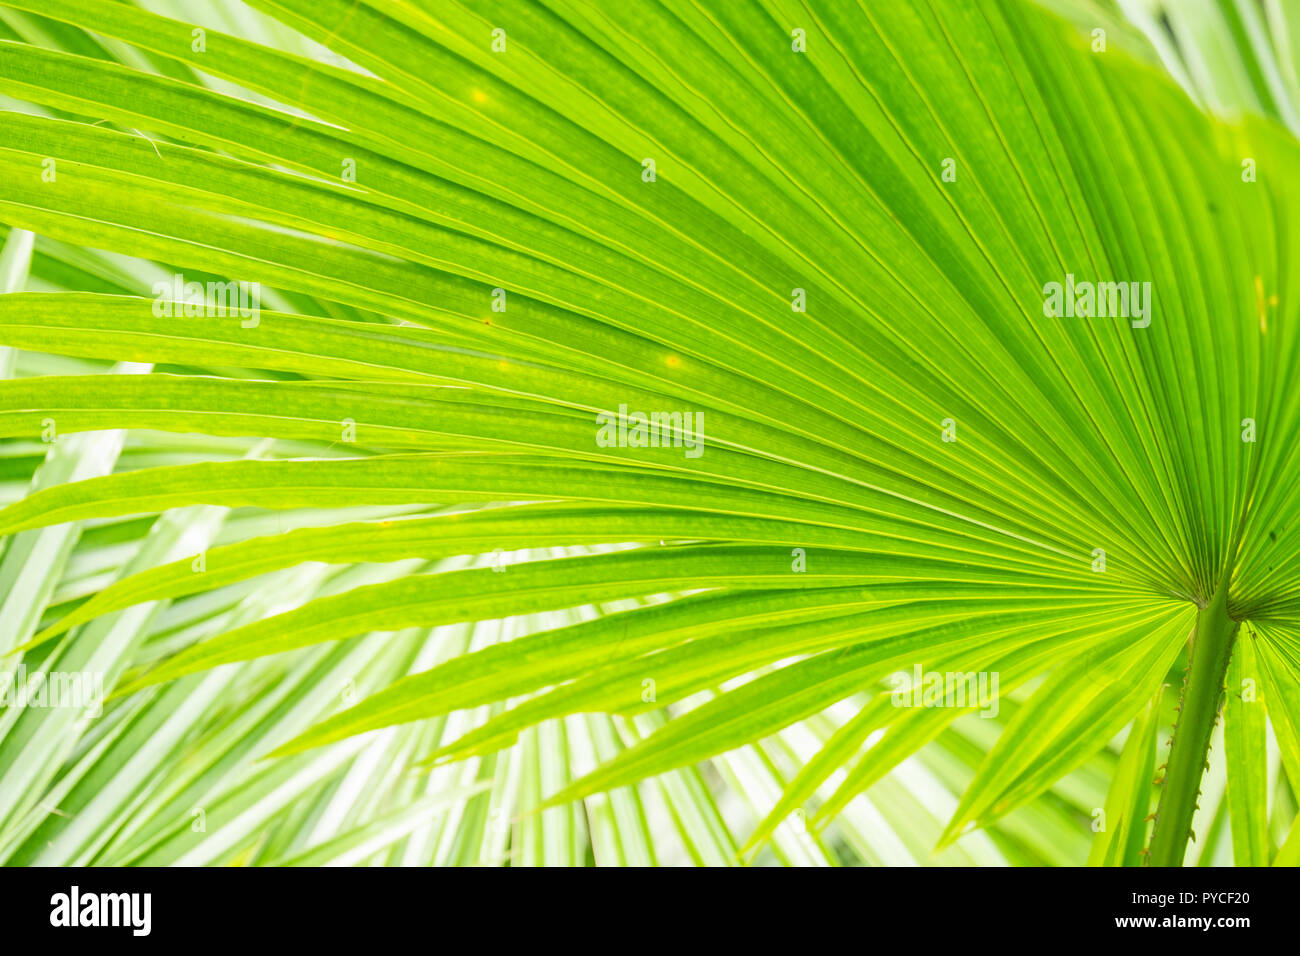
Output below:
[0,0,1297,866]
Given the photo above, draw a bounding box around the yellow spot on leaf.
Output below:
[1255,275,1268,334]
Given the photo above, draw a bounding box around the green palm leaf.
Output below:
[1,0,1297,866]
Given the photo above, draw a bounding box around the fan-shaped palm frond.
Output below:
[0,0,1298,866]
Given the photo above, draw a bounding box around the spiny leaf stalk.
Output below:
[1146,576,1239,866]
